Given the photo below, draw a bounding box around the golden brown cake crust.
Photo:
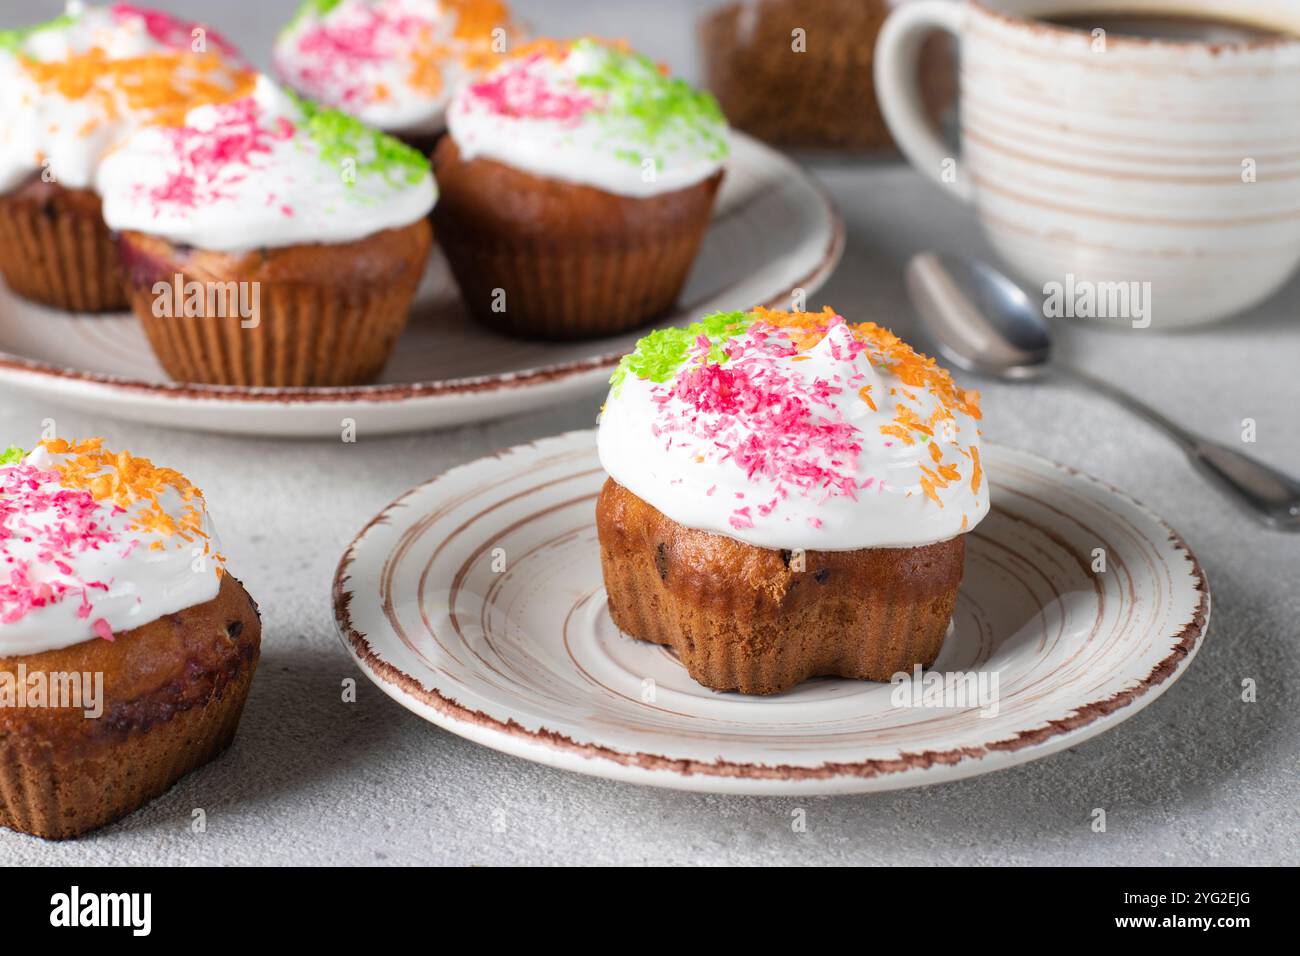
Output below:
[115,219,432,387]
[431,136,723,339]
[596,478,965,695]
[0,574,261,839]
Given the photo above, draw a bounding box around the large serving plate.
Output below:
[333,430,1210,796]
[0,132,841,437]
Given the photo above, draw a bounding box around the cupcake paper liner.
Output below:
[432,136,722,341]
[117,224,431,388]
[435,225,716,340]
[0,184,127,313]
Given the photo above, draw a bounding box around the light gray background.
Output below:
[1,0,1296,866]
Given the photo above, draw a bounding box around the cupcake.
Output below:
[596,307,988,695]
[97,78,436,388]
[0,4,252,312]
[433,37,729,340]
[273,0,523,153]
[0,438,260,839]
[699,0,955,154]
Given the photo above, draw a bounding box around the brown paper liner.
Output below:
[432,137,722,340]
[0,180,127,312]
[0,576,260,840]
[699,0,955,153]
[596,479,965,695]
[116,220,432,387]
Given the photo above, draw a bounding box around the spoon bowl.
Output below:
[905,252,1051,379]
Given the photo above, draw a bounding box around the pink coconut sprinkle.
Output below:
[651,321,865,532]
[465,54,595,122]
[140,97,296,213]
[0,463,118,627]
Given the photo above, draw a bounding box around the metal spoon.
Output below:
[905,252,1300,531]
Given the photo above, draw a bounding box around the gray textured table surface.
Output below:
[2,0,1297,866]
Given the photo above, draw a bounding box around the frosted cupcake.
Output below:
[0,4,252,312]
[0,438,260,839]
[433,38,730,340]
[273,0,522,151]
[596,307,988,695]
[98,78,436,387]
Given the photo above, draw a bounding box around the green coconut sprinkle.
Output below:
[0,446,26,466]
[283,0,344,33]
[610,311,753,394]
[0,11,80,53]
[289,91,430,188]
[572,39,729,168]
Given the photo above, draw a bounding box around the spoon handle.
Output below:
[1057,364,1300,530]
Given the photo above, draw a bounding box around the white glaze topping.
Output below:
[447,37,729,198]
[97,77,437,252]
[597,309,989,550]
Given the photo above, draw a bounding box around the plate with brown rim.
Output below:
[0,132,841,438]
[332,430,1210,795]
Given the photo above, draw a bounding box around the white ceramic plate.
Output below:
[333,430,1210,795]
[0,133,841,437]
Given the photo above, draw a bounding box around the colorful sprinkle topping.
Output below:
[463,37,729,169]
[291,90,431,185]
[39,438,213,543]
[138,94,295,211]
[6,5,254,137]
[0,12,79,53]
[608,308,984,529]
[0,439,220,635]
[277,0,517,114]
[610,310,752,392]
[110,4,244,60]
[124,82,430,218]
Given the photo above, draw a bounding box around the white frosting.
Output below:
[0,4,249,195]
[97,78,437,252]
[448,39,729,198]
[597,313,990,550]
[273,0,517,136]
[0,443,223,656]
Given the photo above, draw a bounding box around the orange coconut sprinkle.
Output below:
[39,438,218,559]
[18,48,254,132]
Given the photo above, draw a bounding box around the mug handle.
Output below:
[874,0,972,203]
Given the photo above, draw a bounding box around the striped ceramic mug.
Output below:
[875,0,1300,329]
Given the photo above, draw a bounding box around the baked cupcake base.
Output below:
[596,478,965,695]
[116,221,432,387]
[432,137,723,340]
[0,179,127,313]
[0,575,261,840]
[699,0,955,153]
